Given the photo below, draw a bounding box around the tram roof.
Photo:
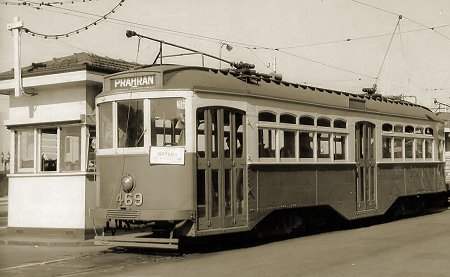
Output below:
[102,64,438,121]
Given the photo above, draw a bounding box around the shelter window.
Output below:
[382,123,393,132]
[16,130,35,172]
[14,125,92,174]
[299,116,314,126]
[60,126,81,172]
[334,119,346,129]
[317,117,331,127]
[40,128,58,172]
[258,112,276,122]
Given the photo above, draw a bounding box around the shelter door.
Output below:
[355,121,377,211]
[197,108,246,231]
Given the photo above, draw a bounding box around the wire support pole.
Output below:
[375,15,402,84]
[126,30,233,67]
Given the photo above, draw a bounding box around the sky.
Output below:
[1,0,450,109]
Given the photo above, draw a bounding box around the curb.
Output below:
[0,238,95,247]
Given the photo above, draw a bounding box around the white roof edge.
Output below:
[0,70,105,92]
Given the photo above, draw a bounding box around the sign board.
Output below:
[149,147,185,165]
[111,75,156,91]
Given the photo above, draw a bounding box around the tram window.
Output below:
[60,126,81,172]
[334,134,346,160]
[405,138,413,159]
[425,127,433,136]
[280,114,296,124]
[197,170,206,218]
[211,170,220,217]
[334,119,346,129]
[445,133,450,152]
[415,127,423,134]
[382,123,393,132]
[41,128,58,172]
[258,112,276,122]
[225,169,232,216]
[382,136,392,159]
[317,117,331,127]
[405,126,414,134]
[210,110,219,158]
[299,132,314,158]
[99,102,113,149]
[394,125,403,133]
[151,98,186,147]
[258,128,276,158]
[197,111,206,158]
[280,130,295,158]
[16,130,35,172]
[224,110,231,158]
[299,116,314,126]
[236,168,244,215]
[117,100,144,148]
[394,137,403,160]
[234,113,244,158]
[415,139,424,159]
[317,133,330,158]
[425,140,433,159]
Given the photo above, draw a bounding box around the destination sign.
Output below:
[111,75,155,90]
[149,146,185,165]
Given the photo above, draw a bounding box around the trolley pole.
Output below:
[7,17,24,98]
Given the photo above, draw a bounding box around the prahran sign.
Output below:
[149,147,185,165]
[111,75,155,90]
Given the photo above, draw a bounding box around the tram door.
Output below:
[355,121,377,211]
[197,108,247,230]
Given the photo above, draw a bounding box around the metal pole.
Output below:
[126,30,234,67]
[7,17,24,97]
[159,42,163,65]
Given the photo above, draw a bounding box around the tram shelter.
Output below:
[0,52,137,240]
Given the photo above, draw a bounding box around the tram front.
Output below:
[90,70,196,249]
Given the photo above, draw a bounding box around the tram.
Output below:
[89,33,447,250]
[436,112,450,191]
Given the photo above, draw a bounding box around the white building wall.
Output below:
[7,83,87,126]
[0,95,10,156]
[8,175,87,228]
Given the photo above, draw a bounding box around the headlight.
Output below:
[121,175,135,193]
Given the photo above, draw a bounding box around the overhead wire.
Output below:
[14,0,125,39]
[5,0,450,84]
[349,0,450,43]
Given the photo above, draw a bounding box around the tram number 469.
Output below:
[116,193,143,206]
